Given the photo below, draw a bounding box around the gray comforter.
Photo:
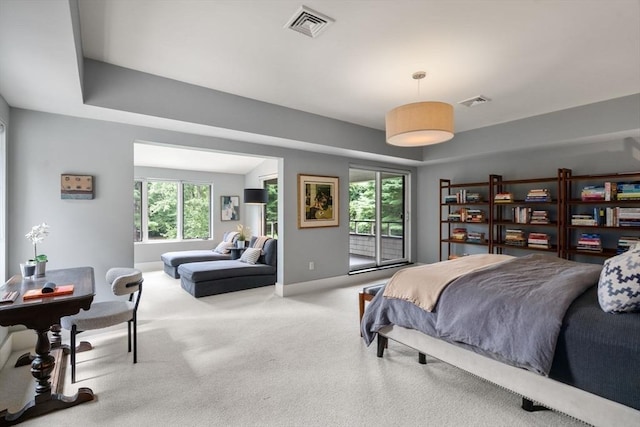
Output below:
[362,253,602,375]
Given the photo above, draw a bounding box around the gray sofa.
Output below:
[178,238,277,298]
[160,231,239,278]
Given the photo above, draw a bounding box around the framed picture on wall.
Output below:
[221,195,239,221]
[297,174,339,228]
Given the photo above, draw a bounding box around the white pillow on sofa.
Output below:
[239,247,261,264]
[598,246,640,313]
[213,241,234,254]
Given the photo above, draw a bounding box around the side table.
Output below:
[229,247,246,260]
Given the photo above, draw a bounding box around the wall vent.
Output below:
[285,6,334,38]
[458,95,491,107]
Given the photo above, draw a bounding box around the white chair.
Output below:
[60,267,143,383]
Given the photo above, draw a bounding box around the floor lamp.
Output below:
[244,188,268,236]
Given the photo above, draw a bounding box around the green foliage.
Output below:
[349,175,404,236]
[147,181,178,239]
[183,183,210,239]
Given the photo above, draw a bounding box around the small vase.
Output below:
[237,240,246,248]
[35,261,47,277]
[20,262,36,279]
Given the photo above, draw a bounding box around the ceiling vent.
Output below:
[285,6,334,38]
[458,95,491,108]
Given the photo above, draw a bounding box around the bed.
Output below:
[361,253,640,426]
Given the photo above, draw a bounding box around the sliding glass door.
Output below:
[349,167,408,271]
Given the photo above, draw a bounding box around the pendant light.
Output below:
[386,71,454,146]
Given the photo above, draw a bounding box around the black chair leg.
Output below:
[127,320,132,353]
[71,325,77,383]
[133,315,137,364]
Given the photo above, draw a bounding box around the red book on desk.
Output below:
[23,284,75,300]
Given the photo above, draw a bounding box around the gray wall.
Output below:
[6,108,417,299]
[0,95,8,347]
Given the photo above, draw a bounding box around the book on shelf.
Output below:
[494,192,514,203]
[576,233,602,252]
[445,190,483,204]
[527,232,550,249]
[512,206,532,224]
[451,228,467,241]
[604,182,617,201]
[617,236,640,254]
[581,185,605,201]
[466,231,485,243]
[616,182,640,200]
[465,208,485,223]
[525,188,551,202]
[504,229,526,246]
[529,210,550,224]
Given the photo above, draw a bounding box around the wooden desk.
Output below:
[0,267,96,425]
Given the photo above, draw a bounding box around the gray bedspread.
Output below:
[362,254,602,375]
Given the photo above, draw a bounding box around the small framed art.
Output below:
[221,195,240,221]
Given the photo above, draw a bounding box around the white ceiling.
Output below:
[1,0,639,172]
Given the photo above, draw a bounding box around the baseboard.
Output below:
[134,261,163,272]
[275,264,411,297]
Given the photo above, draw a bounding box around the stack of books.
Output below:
[494,192,514,203]
[617,236,640,254]
[445,190,484,203]
[465,209,485,223]
[525,188,551,202]
[571,213,598,226]
[527,232,550,249]
[504,229,526,246]
[451,228,467,241]
[466,192,483,202]
[617,182,640,200]
[530,210,550,224]
[577,233,603,252]
[617,207,640,227]
[467,231,485,243]
[444,194,458,204]
[581,186,606,201]
[512,206,532,224]
[447,210,463,222]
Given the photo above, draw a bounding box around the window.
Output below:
[134,179,212,242]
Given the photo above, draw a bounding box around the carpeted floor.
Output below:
[0,270,585,426]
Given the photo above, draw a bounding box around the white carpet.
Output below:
[0,270,584,426]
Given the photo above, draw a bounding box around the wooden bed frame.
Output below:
[377,325,640,427]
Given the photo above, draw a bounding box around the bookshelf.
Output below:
[440,170,640,263]
[564,170,640,261]
[490,170,564,257]
[440,179,490,261]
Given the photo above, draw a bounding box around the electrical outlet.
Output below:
[309,261,315,270]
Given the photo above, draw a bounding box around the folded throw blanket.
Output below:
[252,236,271,253]
[383,254,513,312]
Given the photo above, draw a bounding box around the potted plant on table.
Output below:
[236,224,250,248]
[25,222,49,277]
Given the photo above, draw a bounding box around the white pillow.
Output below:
[213,241,234,254]
[598,247,640,313]
[239,247,261,264]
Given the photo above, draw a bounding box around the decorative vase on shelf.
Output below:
[237,240,246,248]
